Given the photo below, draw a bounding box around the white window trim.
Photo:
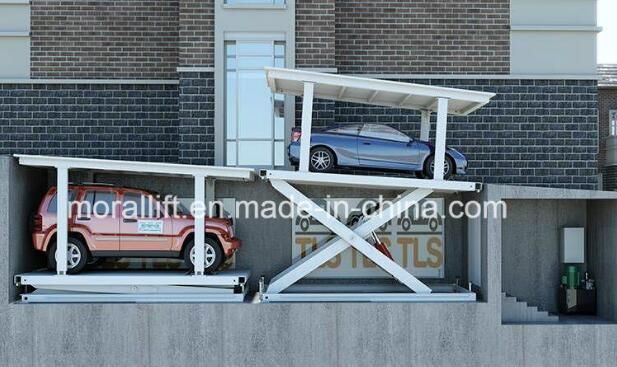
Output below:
[224,39,287,167]
[610,110,617,136]
[214,0,296,167]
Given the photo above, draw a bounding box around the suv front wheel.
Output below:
[47,236,89,274]
[184,237,224,274]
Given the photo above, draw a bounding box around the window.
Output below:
[225,40,286,167]
[47,190,76,213]
[225,0,285,5]
[360,124,410,143]
[611,110,617,136]
[81,191,116,216]
[327,125,362,135]
[123,193,156,218]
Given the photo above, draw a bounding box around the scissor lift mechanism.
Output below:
[14,155,254,303]
[260,68,494,302]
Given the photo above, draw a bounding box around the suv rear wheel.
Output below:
[47,236,89,274]
[184,237,224,274]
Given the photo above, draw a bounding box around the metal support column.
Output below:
[55,165,69,275]
[193,174,206,275]
[299,82,315,172]
[433,98,449,180]
[420,109,431,142]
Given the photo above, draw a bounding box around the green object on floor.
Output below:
[566,265,579,289]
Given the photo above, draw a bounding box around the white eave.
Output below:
[15,155,255,181]
[265,67,495,116]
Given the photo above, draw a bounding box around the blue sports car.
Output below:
[288,124,468,179]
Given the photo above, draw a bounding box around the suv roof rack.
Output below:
[79,182,115,186]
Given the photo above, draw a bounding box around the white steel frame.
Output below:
[14,155,254,303]
[265,67,495,180]
[260,170,479,302]
[260,68,490,302]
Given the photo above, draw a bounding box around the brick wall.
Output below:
[31,0,179,79]
[335,79,598,189]
[335,0,510,74]
[178,72,215,165]
[296,0,335,68]
[0,83,179,161]
[179,0,214,67]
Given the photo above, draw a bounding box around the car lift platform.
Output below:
[259,170,481,303]
[260,283,476,303]
[15,270,250,303]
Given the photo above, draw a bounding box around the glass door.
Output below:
[225,40,285,167]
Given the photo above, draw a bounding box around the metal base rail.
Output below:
[15,270,250,303]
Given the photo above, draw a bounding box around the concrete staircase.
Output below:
[501,293,559,323]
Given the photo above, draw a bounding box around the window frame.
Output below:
[610,110,617,136]
[359,124,411,143]
[223,0,286,8]
[80,190,117,217]
[224,39,287,168]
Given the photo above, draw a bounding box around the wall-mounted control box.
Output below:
[561,227,585,264]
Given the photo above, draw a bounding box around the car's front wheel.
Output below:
[47,236,89,274]
[424,155,454,180]
[309,147,335,172]
[184,237,224,274]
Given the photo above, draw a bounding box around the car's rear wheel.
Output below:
[309,147,335,172]
[47,236,89,274]
[424,155,454,180]
[184,237,224,274]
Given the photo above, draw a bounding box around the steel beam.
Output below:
[433,97,449,180]
[267,180,433,294]
[55,166,69,275]
[299,82,315,172]
[420,109,431,142]
[194,173,206,275]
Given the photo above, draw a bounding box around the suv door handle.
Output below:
[362,142,371,145]
[77,217,91,221]
[123,218,138,223]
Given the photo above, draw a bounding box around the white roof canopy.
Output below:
[15,155,255,181]
[265,67,495,116]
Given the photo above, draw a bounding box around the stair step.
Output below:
[501,293,558,323]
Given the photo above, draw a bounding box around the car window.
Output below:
[123,192,157,218]
[47,190,76,213]
[360,124,410,143]
[326,125,361,135]
[81,191,116,216]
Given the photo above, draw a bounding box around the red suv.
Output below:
[32,184,240,274]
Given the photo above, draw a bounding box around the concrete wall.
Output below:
[587,200,617,321]
[1,157,48,303]
[502,200,587,313]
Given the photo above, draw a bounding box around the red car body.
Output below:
[32,184,240,272]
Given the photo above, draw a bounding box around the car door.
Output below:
[357,124,417,169]
[74,189,120,252]
[119,191,173,253]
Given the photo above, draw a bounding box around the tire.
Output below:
[423,155,454,180]
[309,147,335,172]
[47,236,89,274]
[183,237,224,274]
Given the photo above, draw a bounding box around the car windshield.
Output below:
[360,124,410,143]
